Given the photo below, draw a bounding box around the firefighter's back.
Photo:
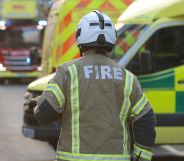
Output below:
[58,51,129,155]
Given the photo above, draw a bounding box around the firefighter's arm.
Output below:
[34,66,66,125]
[130,76,156,161]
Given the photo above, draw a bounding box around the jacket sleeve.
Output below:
[130,75,156,161]
[34,66,67,125]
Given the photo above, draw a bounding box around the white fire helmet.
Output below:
[76,10,117,53]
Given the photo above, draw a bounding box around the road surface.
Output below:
[0,83,55,161]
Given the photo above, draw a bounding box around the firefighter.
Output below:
[34,11,156,161]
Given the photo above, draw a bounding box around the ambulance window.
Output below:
[112,25,146,61]
[127,26,184,75]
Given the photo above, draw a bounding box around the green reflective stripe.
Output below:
[69,64,80,153]
[56,151,130,161]
[132,95,147,115]
[119,70,134,154]
[134,145,153,161]
[45,83,65,107]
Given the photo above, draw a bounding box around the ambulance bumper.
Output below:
[0,70,41,79]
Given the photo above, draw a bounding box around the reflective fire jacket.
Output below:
[35,51,156,161]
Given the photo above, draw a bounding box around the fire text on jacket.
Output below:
[83,65,123,80]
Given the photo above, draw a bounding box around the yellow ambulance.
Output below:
[115,0,184,144]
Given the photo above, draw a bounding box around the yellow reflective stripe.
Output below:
[115,46,125,57]
[124,32,136,46]
[68,64,80,153]
[84,0,105,11]
[134,145,153,161]
[110,0,127,10]
[61,44,79,63]
[119,70,134,154]
[56,151,130,161]
[55,0,79,35]
[61,22,75,43]
[61,0,79,18]
[132,95,148,115]
[58,0,102,44]
[45,83,65,107]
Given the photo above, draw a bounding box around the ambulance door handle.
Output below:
[178,80,184,84]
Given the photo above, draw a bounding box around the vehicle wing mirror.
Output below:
[141,50,152,74]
